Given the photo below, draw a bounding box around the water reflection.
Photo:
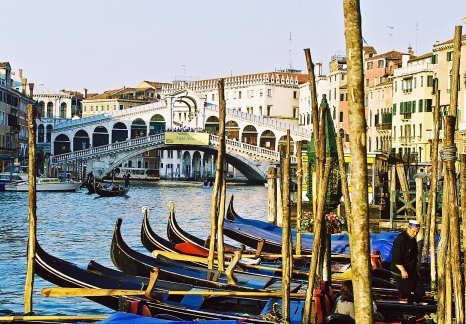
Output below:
[0,181,267,315]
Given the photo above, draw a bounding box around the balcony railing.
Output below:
[375,123,392,131]
[402,112,412,120]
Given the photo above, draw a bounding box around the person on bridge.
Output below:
[124,170,131,188]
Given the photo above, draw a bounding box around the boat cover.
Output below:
[97,312,241,324]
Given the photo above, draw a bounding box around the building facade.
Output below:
[391,52,435,163]
[0,63,35,168]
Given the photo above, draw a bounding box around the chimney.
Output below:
[83,88,87,98]
[29,83,34,98]
[402,54,410,68]
[21,78,27,95]
[407,46,414,56]
[19,69,23,78]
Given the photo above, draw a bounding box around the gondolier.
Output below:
[390,220,425,304]
[124,170,131,188]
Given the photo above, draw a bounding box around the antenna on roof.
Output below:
[288,32,292,71]
[415,22,419,55]
[387,26,394,50]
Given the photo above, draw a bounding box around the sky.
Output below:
[3,1,465,94]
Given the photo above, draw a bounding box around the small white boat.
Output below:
[1,164,81,192]
[4,177,81,192]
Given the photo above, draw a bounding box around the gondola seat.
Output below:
[128,300,152,317]
[179,288,207,308]
[371,250,384,269]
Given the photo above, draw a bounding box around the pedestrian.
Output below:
[332,280,355,319]
[390,220,425,304]
[124,170,131,188]
[413,168,430,190]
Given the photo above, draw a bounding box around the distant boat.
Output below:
[4,177,81,192]
[1,164,81,192]
[105,167,160,181]
[95,183,130,197]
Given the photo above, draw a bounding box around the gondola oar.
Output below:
[41,268,306,299]
[41,288,306,298]
[153,250,310,276]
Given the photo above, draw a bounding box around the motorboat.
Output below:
[5,176,81,192]
[0,163,81,192]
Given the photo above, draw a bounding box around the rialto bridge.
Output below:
[51,90,312,181]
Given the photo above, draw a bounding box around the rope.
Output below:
[440,145,457,162]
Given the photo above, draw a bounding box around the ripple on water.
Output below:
[0,182,267,315]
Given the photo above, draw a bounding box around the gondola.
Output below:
[225,196,434,281]
[35,239,435,323]
[113,218,299,291]
[95,183,130,197]
[224,195,404,259]
[34,239,305,323]
[141,208,309,278]
[166,207,260,256]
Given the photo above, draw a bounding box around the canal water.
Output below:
[0,181,268,316]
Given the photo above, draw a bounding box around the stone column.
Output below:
[200,152,204,178]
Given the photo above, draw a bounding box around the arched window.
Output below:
[38,125,45,143]
[60,102,67,118]
[47,102,53,118]
[46,125,53,143]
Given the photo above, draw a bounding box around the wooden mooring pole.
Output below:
[343,0,373,322]
[208,78,226,270]
[296,141,303,254]
[281,129,292,324]
[24,83,36,313]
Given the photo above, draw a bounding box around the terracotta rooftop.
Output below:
[0,62,8,68]
[367,50,403,61]
[140,81,170,88]
[408,52,433,62]
[86,88,124,100]
[433,34,466,47]
[363,46,377,53]
[376,80,393,87]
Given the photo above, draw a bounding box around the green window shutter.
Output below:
[400,102,404,113]
[412,101,416,113]
[393,103,397,115]
[419,99,423,112]
[427,76,433,87]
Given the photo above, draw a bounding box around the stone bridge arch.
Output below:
[112,122,128,143]
[131,118,147,138]
[93,126,109,147]
[149,114,165,134]
[73,130,90,151]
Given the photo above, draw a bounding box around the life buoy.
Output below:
[129,300,152,317]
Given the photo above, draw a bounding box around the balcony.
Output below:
[375,122,392,131]
[402,112,412,120]
[426,130,444,140]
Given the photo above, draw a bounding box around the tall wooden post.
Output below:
[460,154,466,316]
[281,129,292,324]
[208,78,226,270]
[303,158,332,324]
[425,91,441,290]
[24,83,36,313]
[337,128,351,231]
[216,159,227,271]
[296,141,303,253]
[267,167,277,224]
[343,1,373,323]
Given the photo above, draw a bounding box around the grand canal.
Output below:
[0,181,268,316]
